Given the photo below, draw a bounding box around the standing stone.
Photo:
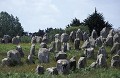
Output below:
[42,33,48,43]
[84,47,94,58]
[1,58,12,66]
[35,65,44,74]
[30,44,35,55]
[46,67,58,75]
[113,33,120,43]
[56,59,70,74]
[100,27,110,38]
[36,36,42,43]
[83,32,89,41]
[74,38,80,50]
[40,42,47,48]
[16,45,24,57]
[31,37,36,44]
[49,41,55,52]
[61,33,69,43]
[69,56,76,70]
[55,51,67,61]
[77,57,86,69]
[76,29,83,41]
[69,31,76,42]
[95,36,103,46]
[111,42,120,54]
[105,36,113,46]
[55,39,61,52]
[7,50,21,64]
[91,29,98,40]
[96,54,107,67]
[81,39,91,49]
[61,43,67,52]
[38,48,49,63]
[67,43,71,51]
[108,29,115,37]
[12,37,20,44]
[111,55,120,67]
[28,54,34,64]
[3,35,11,43]
[55,34,60,41]
[97,46,107,58]
[89,37,96,47]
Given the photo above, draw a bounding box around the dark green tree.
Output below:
[0,11,24,37]
[84,8,112,36]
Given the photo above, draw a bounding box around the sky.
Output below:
[0,0,120,32]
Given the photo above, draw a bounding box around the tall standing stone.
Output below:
[111,42,120,54]
[77,57,86,69]
[76,29,83,41]
[91,29,98,40]
[74,38,80,50]
[111,54,120,67]
[97,46,107,58]
[61,33,69,43]
[30,44,35,55]
[69,31,76,42]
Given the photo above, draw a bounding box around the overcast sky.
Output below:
[0,0,120,32]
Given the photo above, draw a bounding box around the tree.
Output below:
[84,8,112,36]
[66,18,81,27]
[0,11,24,37]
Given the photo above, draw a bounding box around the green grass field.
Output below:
[0,43,120,78]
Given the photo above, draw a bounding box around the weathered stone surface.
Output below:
[74,38,80,50]
[36,36,42,43]
[113,33,120,43]
[96,54,107,67]
[76,29,83,41]
[100,27,110,38]
[111,42,120,54]
[97,46,107,58]
[61,33,69,43]
[3,35,11,43]
[89,37,96,47]
[95,36,103,46]
[84,47,94,58]
[55,51,67,61]
[69,56,76,70]
[30,44,35,55]
[40,42,47,48]
[108,29,115,37]
[31,37,36,44]
[91,29,98,40]
[83,32,89,41]
[27,54,34,64]
[69,31,76,42]
[117,50,120,55]
[49,41,55,52]
[35,65,44,74]
[12,37,20,44]
[111,55,120,67]
[81,39,91,49]
[77,57,86,69]
[56,59,70,74]
[105,36,113,46]
[42,33,48,43]
[89,62,97,68]
[38,48,49,63]
[55,34,60,41]
[46,67,58,75]
[55,39,61,52]
[16,45,24,57]
[7,50,21,64]
[61,43,67,52]
[1,58,12,66]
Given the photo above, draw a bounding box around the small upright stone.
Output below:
[111,42,120,54]
[16,45,24,57]
[46,67,58,75]
[74,38,80,50]
[31,36,36,44]
[35,65,44,74]
[38,48,49,63]
[111,55,120,67]
[97,46,107,58]
[69,31,76,42]
[84,47,94,58]
[77,57,86,69]
[69,56,76,70]
[61,33,69,43]
[12,37,20,45]
[30,44,35,55]
[56,59,70,74]
[55,51,67,61]
[76,29,83,41]
[91,29,98,40]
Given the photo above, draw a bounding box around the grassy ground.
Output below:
[0,42,120,78]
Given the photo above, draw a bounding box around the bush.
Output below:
[20,36,31,43]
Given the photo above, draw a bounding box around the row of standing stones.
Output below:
[1,27,120,75]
